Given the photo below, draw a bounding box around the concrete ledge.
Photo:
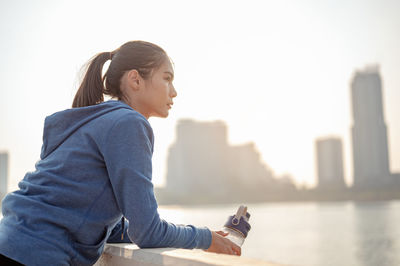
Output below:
[94,243,282,266]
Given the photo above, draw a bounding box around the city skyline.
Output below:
[0,1,399,191]
[157,119,295,204]
[313,66,399,191]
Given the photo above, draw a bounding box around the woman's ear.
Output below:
[127,69,142,91]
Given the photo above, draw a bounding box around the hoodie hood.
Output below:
[40,100,134,159]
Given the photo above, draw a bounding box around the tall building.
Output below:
[315,137,346,189]
[166,119,231,198]
[0,152,8,200]
[350,66,390,188]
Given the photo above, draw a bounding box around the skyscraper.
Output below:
[315,137,346,189]
[350,66,390,188]
[0,152,8,200]
[166,119,230,198]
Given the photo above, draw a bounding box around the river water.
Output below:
[159,200,400,266]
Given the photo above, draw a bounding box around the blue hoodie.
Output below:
[0,100,211,265]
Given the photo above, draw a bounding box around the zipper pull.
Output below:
[121,217,125,241]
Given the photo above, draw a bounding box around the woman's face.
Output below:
[139,60,177,118]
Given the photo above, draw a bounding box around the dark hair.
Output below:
[72,41,168,108]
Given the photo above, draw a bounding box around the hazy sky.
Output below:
[0,0,399,190]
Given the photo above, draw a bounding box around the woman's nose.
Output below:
[170,84,177,98]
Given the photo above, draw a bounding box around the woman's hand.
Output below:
[204,231,241,256]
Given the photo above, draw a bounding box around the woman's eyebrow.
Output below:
[164,71,174,78]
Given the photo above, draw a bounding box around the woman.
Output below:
[0,41,240,265]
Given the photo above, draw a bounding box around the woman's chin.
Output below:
[152,111,169,118]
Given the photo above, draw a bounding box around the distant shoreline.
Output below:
[155,186,400,206]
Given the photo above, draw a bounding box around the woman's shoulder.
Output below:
[98,104,154,150]
[98,102,153,136]
[105,105,149,127]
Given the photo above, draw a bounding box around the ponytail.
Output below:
[72,52,112,108]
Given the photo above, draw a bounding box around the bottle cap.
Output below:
[224,205,251,238]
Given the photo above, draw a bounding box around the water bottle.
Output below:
[223,205,251,246]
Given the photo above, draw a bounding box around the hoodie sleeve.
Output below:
[102,113,211,249]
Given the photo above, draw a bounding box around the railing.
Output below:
[94,243,284,266]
